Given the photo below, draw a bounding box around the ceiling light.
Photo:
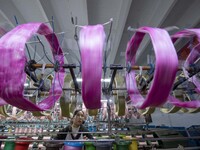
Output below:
[101,99,112,102]
[76,78,82,82]
[24,83,29,87]
[101,78,111,82]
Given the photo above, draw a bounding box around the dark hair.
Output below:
[73,109,84,118]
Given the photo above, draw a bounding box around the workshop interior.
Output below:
[0,0,200,149]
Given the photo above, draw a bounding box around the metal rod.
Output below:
[107,101,112,137]
[56,32,65,35]
[24,88,75,91]
[0,139,115,142]
[24,67,38,82]
[0,132,108,137]
[43,19,54,24]
[69,67,81,93]
[31,63,77,69]
[26,41,41,44]
[0,136,200,142]
[103,18,113,26]
[128,26,179,32]
[131,65,151,70]
[75,18,113,28]
[107,64,123,93]
[25,44,32,60]
[31,63,191,71]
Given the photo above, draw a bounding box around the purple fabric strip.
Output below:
[0,98,7,106]
[168,95,200,108]
[79,25,105,109]
[125,27,178,109]
[0,23,65,111]
[184,29,200,93]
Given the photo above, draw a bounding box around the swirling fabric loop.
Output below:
[125,27,178,109]
[0,23,65,111]
[168,29,200,108]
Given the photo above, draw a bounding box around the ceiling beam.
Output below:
[11,0,49,22]
[106,0,132,66]
[46,0,88,65]
[11,0,70,64]
[0,10,14,30]
[138,0,200,65]
[114,0,178,66]
[133,0,178,64]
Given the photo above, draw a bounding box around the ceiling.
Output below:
[0,0,200,75]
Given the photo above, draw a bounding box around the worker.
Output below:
[55,109,93,140]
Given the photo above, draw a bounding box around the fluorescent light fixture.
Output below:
[76,78,111,82]
[32,137,38,140]
[101,99,107,102]
[24,83,29,87]
[23,94,34,97]
[101,99,112,102]
[101,78,111,82]
[77,78,82,82]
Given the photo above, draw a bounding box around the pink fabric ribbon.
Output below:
[0,23,65,111]
[79,25,105,109]
[125,27,178,109]
[168,95,200,108]
[168,29,200,108]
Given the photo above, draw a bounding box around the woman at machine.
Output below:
[56,109,93,140]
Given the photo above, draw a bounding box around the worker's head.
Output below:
[72,109,85,127]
